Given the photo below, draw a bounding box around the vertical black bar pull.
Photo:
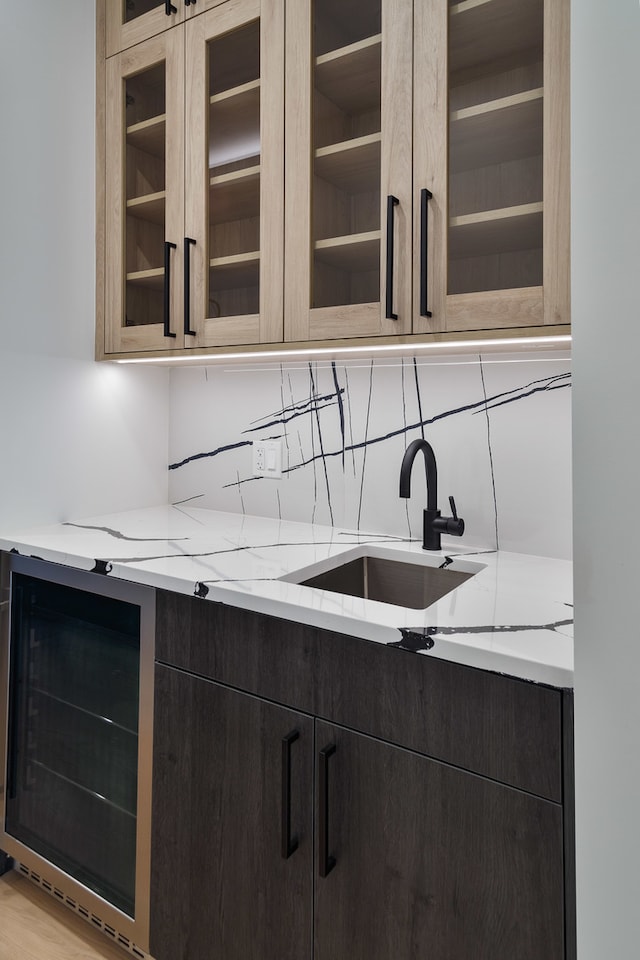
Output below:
[385,195,399,320]
[319,742,336,878]
[420,188,433,318]
[164,241,177,338]
[184,237,196,336]
[165,1,177,14]
[281,729,300,860]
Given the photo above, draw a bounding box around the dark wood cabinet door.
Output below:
[314,721,565,960]
[150,664,314,960]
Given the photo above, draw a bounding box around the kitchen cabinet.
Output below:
[97,0,569,358]
[151,664,313,960]
[105,0,228,57]
[101,0,284,355]
[285,0,413,342]
[314,721,563,960]
[105,0,185,57]
[285,0,569,343]
[150,590,575,960]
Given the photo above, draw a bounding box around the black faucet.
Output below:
[399,438,465,550]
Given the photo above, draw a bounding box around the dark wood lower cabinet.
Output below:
[150,664,314,960]
[314,722,564,960]
[151,596,573,960]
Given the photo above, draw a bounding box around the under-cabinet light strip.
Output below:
[112,335,571,364]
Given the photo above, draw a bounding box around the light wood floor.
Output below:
[0,871,128,960]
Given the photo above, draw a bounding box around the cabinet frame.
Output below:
[106,0,185,58]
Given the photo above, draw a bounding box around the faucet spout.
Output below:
[399,438,438,511]
[399,437,465,550]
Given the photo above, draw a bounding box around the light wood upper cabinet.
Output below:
[105,0,230,57]
[97,0,569,360]
[100,0,284,357]
[286,0,569,344]
[413,0,570,335]
[106,0,185,56]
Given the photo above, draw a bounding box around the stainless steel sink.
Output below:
[282,548,482,611]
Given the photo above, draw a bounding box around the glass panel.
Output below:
[207,22,261,320]
[124,63,166,326]
[123,0,164,24]
[447,0,544,294]
[311,0,381,308]
[6,574,140,917]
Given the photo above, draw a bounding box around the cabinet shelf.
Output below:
[449,0,543,77]
[209,79,260,171]
[32,686,137,738]
[314,231,380,271]
[314,133,381,192]
[126,190,166,225]
[209,251,260,291]
[450,88,543,173]
[126,267,164,288]
[315,35,381,114]
[449,202,543,259]
[126,114,165,157]
[32,759,136,821]
[209,165,260,224]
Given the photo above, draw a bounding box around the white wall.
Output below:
[572,1,640,956]
[0,1,169,532]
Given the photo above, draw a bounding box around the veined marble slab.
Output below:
[0,504,573,688]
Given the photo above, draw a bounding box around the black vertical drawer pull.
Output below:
[319,742,336,877]
[420,188,433,318]
[184,237,196,336]
[163,241,177,338]
[165,1,177,14]
[281,729,300,859]
[385,195,400,321]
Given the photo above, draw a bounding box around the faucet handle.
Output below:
[435,495,464,538]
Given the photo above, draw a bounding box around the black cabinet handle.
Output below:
[281,729,300,859]
[164,241,177,338]
[165,1,177,14]
[385,195,399,320]
[420,188,433,318]
[318,742,336,877]
[184,237,196,336]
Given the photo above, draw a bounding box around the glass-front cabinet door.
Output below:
[413,0,569,336]
[184,0,284,348]
[104,30,185,354]
[106,0,185,56]
[285,0,413,344]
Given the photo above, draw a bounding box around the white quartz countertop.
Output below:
[0,505,573,688]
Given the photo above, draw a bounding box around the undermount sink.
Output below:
[282,548,483,611]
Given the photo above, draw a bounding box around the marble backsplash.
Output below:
[168,351,572,559]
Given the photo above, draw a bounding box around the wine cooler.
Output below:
[0,552,155,954]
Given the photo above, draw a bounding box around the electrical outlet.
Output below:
[252,439,283,479]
